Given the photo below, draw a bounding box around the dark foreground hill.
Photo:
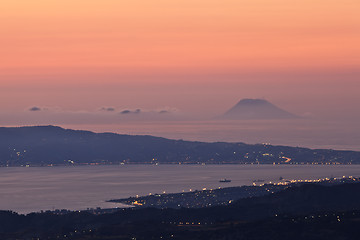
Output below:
[0,125,359,166]
[1,183,360,239]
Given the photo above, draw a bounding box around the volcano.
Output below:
[221,99,298,120]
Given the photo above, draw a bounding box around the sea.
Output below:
[64,119,360,151]
[1,164,360,214]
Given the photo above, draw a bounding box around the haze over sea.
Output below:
[63,119,360,151]
[1,164,360,214]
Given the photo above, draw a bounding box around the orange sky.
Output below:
[1,0,359,78]
[0,0,359,118]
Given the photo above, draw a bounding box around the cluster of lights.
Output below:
[252,176,358,186]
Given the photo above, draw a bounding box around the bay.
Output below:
[1,164,359,214]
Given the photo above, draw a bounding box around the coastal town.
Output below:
[109,176,360,210]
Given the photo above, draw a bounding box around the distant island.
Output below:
[0,125,359,166]
[221,98,299,119]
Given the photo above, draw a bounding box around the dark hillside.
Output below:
[0,126,359,166]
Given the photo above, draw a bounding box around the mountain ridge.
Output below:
[0,125,358,166]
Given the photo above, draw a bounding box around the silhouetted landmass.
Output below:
[109,184,288,209]
[0,125,359,166]
[109,177,360,209]
[221,98,299,119]
[1,182,360,239]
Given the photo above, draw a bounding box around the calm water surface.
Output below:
[1,164,360,214]
[67,119,360,151]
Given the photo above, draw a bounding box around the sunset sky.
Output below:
[1,0,359,123]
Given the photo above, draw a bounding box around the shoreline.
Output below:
[2,165,360,214]
[10,176,359,215]
[0,161,357,168]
